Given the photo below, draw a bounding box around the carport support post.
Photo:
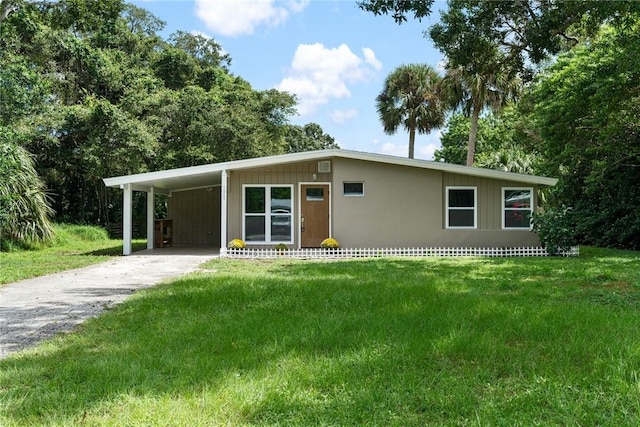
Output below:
[123,183,133,255]
[146,187,154,250]
[220,170,228,255]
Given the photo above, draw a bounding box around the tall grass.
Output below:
[0,224,145,285]
[1,248,640,425]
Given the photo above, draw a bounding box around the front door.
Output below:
[300,184,330,247]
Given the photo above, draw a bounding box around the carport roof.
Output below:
[102,149,558,194]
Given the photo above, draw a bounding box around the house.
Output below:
[102,149,558,255]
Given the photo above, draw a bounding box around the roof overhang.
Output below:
[102,149,558,194]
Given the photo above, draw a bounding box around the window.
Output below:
[243,185,293,243]
[446,187,476,229]
[503,188,533,229]
[343,182,364,196]
[306,188,324,201]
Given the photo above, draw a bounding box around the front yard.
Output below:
[1,247,640,425]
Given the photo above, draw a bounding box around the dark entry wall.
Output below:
[167,187,220,246]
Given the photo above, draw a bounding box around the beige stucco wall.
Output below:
[331,158,541,247]
[168,157,543,248]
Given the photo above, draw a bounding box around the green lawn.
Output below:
[1,247,640,425]
[0,224,146,285]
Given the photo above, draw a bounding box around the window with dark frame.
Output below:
[446,187,476,229]
[243,185,293,243]
[343,182,364,196]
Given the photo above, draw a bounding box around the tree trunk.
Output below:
[408,125,416,159]
[466,101,482,166]
[1,1,17,25]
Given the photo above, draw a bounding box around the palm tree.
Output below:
[376,64,445,159]
[0,139,55,248]
[442,61,521,166]
[475,145,538,175]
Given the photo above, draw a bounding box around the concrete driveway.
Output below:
[0,249,217,360]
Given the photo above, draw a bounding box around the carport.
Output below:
[103,164,228,255]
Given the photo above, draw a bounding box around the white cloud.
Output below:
[362,48,382,70]
[276,43,382,115]
[194,0,309,37]
[418,143,438,160]
[380,142,408,158]
[374,136,440,160]
[330,109,358,124]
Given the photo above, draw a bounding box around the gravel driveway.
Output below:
[0,250,216,360]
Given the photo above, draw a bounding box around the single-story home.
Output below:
[102,149,558,255]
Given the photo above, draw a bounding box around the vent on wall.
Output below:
[318,160,331,173]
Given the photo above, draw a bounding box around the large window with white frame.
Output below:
[502,187,533,229]
[243,185,293,243]
[446,186,477,229]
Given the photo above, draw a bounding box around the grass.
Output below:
[0,224,146,285]
[1,247,640,425]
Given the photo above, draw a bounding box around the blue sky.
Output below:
[132,0,446,159]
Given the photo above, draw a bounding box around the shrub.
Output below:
[227,238,246,249]
[531,206,577,255]
[320,238,340,249]
[274,243,288,251]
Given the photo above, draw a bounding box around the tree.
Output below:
[435,109,538,173]
[376,64,445,159]
[0,0,332,229]
[0,129,55,248]
[524,24,640,249]
[357,0,434,23]
[360,0,640,76]
[442,58,521,166]
[285,123,339,153]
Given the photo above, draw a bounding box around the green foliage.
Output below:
[357,0,434,23]
[0,132,55,249]
[376,63,445,158]
[285,123,339,153]
[3,253,640,424]
[0,0,333,229]
[525,24,640,249]
[0,223,145,284]
[273,243,288,251]
[55,223,109,243]
[441,59,522,166]
[436,110,540,173]
[531,206,577,256]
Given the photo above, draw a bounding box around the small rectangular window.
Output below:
[503,188,533,229]
[446,187,476,229]
[343,182,364,196]
[306,188,324,201]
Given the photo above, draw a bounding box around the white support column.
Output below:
[220,170,228,255]
[146,187,155,250]
[123,183,133,255]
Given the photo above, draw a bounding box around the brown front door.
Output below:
[301,184,330,247]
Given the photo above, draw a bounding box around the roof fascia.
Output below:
[102,149,557,189]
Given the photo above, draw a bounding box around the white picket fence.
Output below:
[222,246,579,259]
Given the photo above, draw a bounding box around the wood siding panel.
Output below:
[167,187,220,245]
[443,173,538,231]
[227,160,333,246]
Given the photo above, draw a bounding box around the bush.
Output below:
[274,243,288,251]
[531,206,577,255]
[320,238,340,249]
[228,238,246,249]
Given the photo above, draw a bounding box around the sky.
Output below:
[131,0,446,159]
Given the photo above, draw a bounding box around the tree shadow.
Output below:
[1,254,639,424]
